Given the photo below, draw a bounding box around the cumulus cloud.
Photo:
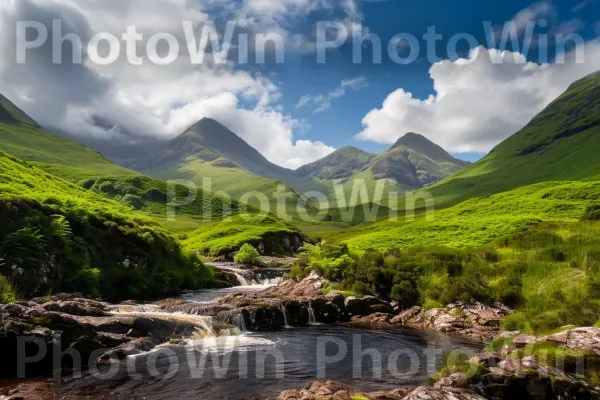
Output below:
[0,0,336,168]
[297,77,367,113]
[357,43,600,153]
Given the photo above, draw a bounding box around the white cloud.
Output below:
[572,0,595,13]
[357,43,600,153]
[297,76,367,113]
[511,1,555,33]
[0,0,335,168]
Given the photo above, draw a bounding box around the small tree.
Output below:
[234,244,261,266]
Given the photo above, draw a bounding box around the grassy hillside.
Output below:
[340,181,600,252]
[183,214,301,256]
[297,146,375,181]
[0,95,135,180]
[126,118,329,211]
[0,151,216,301]
[424,71,600,208]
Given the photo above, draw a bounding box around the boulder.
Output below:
[344,296,394,316]
[391,302,513,342]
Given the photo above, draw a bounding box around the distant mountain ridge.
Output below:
[297,132,470,190]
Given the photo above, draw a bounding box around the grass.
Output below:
[340,181,600,252]
[0,97,135,181]
[0,151,217,300]
[183,213,300,256]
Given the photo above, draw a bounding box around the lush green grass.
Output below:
[183,214,300,256]
[0,151,216,300]
[0,274,18,304]
[340,181,600,252]
[0,97,135,180]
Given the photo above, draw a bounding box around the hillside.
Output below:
[368,133,471,187]
[125,118,329,213]
[0,151,216,300]
[296,146,375,181]
[0,94,135,180]
[425,71,600,208]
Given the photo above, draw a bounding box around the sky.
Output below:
[1,0,600,168]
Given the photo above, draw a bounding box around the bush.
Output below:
[67,268,101,298]
[582,204,600,221]
[234,243,261,266]
[501,312,533,333]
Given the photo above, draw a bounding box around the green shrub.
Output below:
[582,205,600,221]
[234,243,261,265]
[67,268,101,298]
[501,312,533,333]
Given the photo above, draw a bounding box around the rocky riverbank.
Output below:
[259,380,487,400]
[434,328,600,399]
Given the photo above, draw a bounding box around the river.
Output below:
[57,269,483,399]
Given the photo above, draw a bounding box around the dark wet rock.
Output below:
[98,337,159,362]
[41,300,110,317]
[391,302,513,342]
[345,296,395,316]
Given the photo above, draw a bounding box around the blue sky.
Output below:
[266,0,600,162]
[2,0,600,168]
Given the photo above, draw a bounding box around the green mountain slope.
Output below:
[427,71,600,208]
[297,146,375,181]
[0,94,135,180]
[368,133,471,187]
[0,151,215,300]
[342,180,600,251]
[126,118,329,214]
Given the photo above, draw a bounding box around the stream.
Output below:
[57,266,484,400]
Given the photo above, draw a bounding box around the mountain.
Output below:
[297,133,470,209]
[297,146,375,181]
[125,118,329,212]
[0,96,253,222]
[366,133,471,187]
[0,94,135,181]
[426,70,600,208]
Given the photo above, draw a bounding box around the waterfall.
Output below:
[307,301,320,326]
[233,313,247,332]
[234,273,253,286]
[280,305,293,329]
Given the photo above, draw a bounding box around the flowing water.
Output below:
[58,268,484,399]
[59,326,482,399]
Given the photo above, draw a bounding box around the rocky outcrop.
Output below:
[435,328,600,400]
[160,272,399,331]
[261,380,486,400]
[0,299,215,378]
[391,302,513,342]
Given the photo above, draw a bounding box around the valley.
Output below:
[1,66,600,400]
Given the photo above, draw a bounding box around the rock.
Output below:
[98,337,158,362]
[0,381,55,400]
[344,296,394,316]
[513,334,537,347]
[41,300,110,317]
[262,381,485,400]
[403,387,486,400]
[469,352,502,368]
[348,313,394,329]
[391,302,513,342]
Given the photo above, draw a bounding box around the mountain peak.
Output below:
[392,132,432,148]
